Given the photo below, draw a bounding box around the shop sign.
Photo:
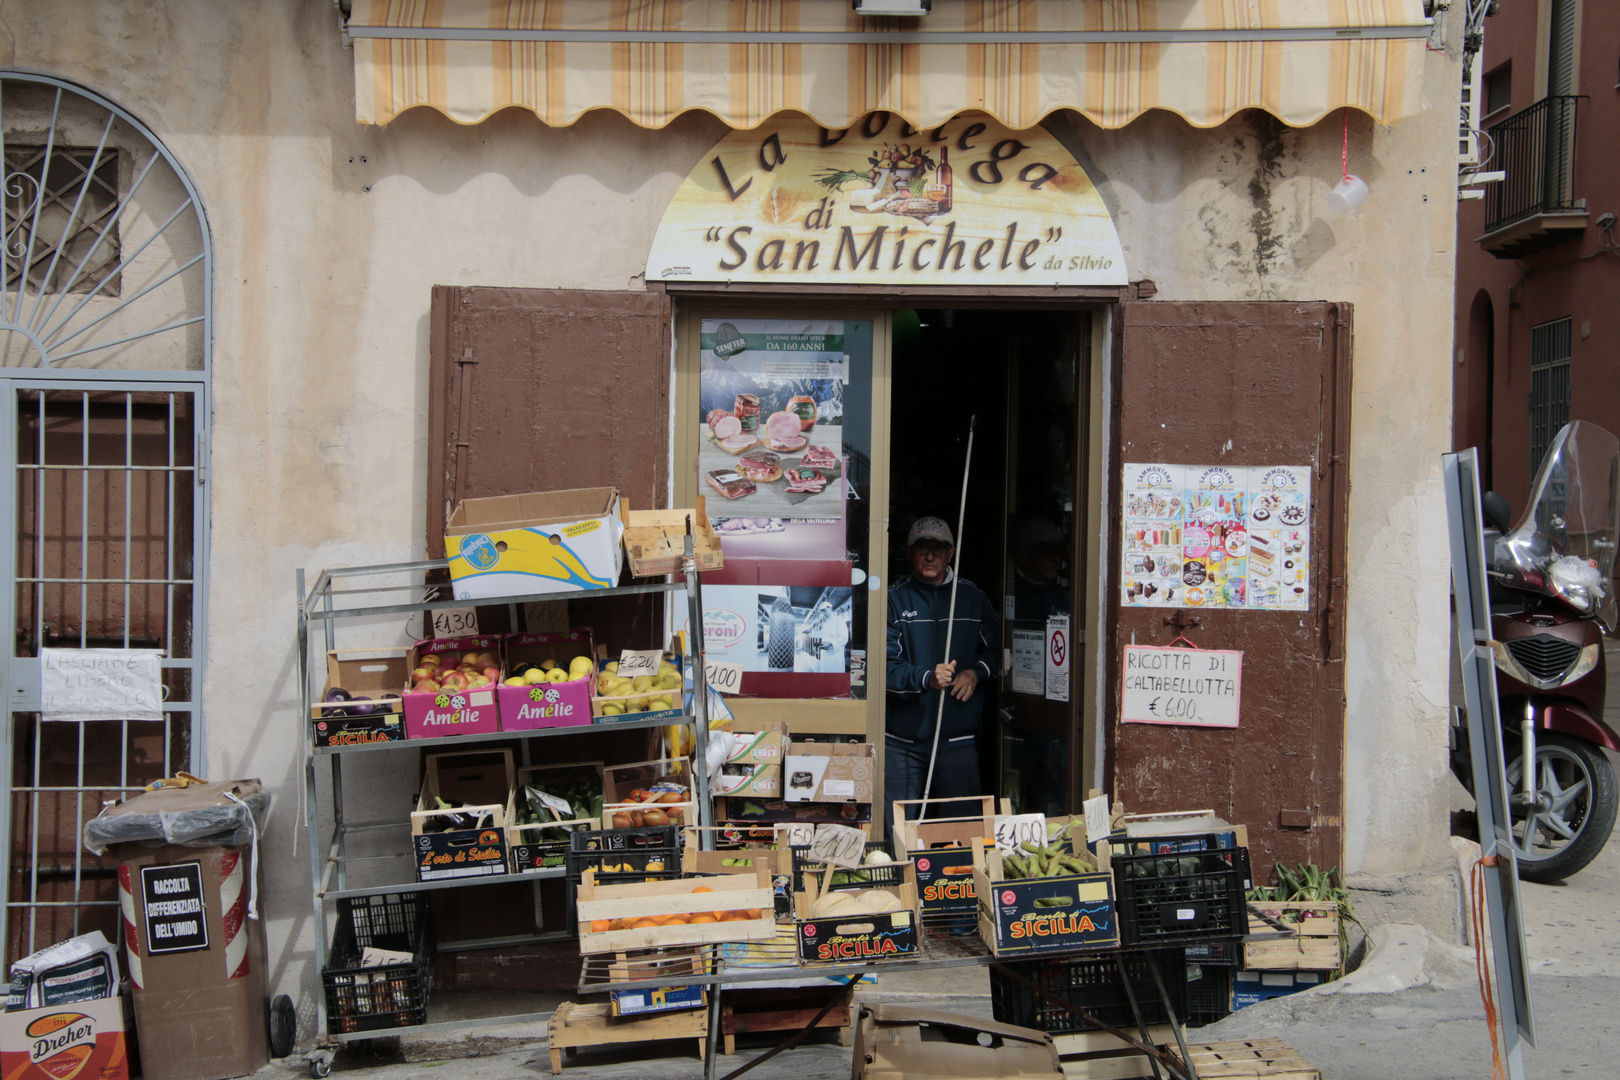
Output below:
[1120,644,1243,729]
[648,111,1125,286]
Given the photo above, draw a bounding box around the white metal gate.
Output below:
[0,71,211,965]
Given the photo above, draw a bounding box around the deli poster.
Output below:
[1120,464,1310,610]
[699,319,848,557]
[675,558,854,698]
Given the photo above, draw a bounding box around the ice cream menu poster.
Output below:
[1120,464,1311,610]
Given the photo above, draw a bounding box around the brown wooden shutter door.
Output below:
[427,286,672,649]
[1110,301,1351,879]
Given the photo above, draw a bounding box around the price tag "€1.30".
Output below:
[430,607,478,639]
[808,824,867,869]
[704,659,743,694]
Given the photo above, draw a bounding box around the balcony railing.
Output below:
[1483,95,1582,235]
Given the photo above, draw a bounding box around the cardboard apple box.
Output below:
[402,636,503,739]
[445,487,625,600]
[498,630,595,730]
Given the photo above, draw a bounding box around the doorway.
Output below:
[888,308,1093,815]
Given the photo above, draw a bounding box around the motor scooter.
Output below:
[1453,420,1620,882]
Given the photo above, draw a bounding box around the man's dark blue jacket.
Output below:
[885,570,1000,742]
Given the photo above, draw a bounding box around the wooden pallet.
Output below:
[546,1000,707,1073]
[1055,1024,1173,1080]
[719,986,853,1056]
[1170,1038,1321,1079]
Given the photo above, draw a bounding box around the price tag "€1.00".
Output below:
[808,824,867,869]
[704,659,743,694]
[994,813,1047,856]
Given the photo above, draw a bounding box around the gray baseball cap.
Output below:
[907,517,954,547]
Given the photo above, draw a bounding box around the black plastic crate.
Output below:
[1111,835,1249,946]
[789,842,902,893]
[1184,963,1233,1027]
[565,846,678,884]
[322,893,433,1035]
[1182,939,1241,966]
[989,949,1186,1035]
[568,824,679,854]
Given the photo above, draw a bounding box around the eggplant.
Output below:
[323,687,353,717]
[346,697,379,716]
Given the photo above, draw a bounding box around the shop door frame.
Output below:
[669,289,1118,823]
[0,369,210,963]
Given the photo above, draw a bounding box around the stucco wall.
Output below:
[2,0,1463,1017]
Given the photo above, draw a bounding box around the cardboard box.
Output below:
[114,844,268,1080]
[972,844,1119,956]
[402,636,503,739]
[782,741,875,803]
[311,650,408,747]
[712,722,786,798]
[445,487,624,599]
[0,994,133,1080]
[412,750,513,882]
[716,797,872,826]
[851,1004,1062,1080]
[498,630,595,730]
[609,983,705,1017]
[795,862,922,964]
[620,496,724,577]
[1230,969,1326,1010]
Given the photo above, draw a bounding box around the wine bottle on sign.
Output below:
[934,147,953,213]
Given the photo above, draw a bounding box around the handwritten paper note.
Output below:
[1082,795,1112,844]
[704,658,744,694]
[994,813,1047,856]
[40,648,164,721]
[618,649,664,676]
[1120,645,1243,728]
[808,824,867,869]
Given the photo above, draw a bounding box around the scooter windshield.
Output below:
[1496,421,1620,631]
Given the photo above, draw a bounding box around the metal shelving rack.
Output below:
[296,552,712,1066]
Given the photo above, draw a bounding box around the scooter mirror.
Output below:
[1481,490,1513,533]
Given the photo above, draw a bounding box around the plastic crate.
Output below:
[568,824,680,854]
[1111,836,1249,946]
[1184,963,1233,1027]
[322,893,433,1035]
[789,842,902,893]
[989,949,1186,1035]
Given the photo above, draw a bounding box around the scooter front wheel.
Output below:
[1505,732,1618,883]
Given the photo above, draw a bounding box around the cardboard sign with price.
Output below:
[431,607,478,638]
[704,658,743,694]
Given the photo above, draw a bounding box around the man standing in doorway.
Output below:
[885,517,1000,835]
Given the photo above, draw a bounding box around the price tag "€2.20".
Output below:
[704,659,743,694]
[430,607,478,639]
[617,649,664,677]
[808,824,867,869]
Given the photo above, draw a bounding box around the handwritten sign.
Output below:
[1120,645,1243,728]
[776,822,814,848]
[617,649,664,677]
[704,658,744,694]
[808,824,868,869]
[41,648,164,721]
[1083,795,1112,844]
[430,606,478,638]
[994,813,1046,856]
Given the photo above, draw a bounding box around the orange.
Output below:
[590,920,611,933]
[631,918,659,929]
[690,886,714,894]
[664,913,691,925]
[689,914,718,924]
[719,910,749,922]
[743,908,762,920]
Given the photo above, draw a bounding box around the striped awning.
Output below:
[349,0,1433,131]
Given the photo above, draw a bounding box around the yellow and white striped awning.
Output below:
[349,0,1432,131]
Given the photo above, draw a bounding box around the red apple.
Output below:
[481,665,500,681]
[412,666,434,682]
[412,680,439,694]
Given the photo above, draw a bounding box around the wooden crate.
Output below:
[621,497,723,576]
[546,1000,707,1072]
[1170,1038,1320,1079]
[1244,902,1342,971]
[720,985,854,1056]
[576,865,776,954]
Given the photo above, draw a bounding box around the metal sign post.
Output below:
[1442,447,1534,1078]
